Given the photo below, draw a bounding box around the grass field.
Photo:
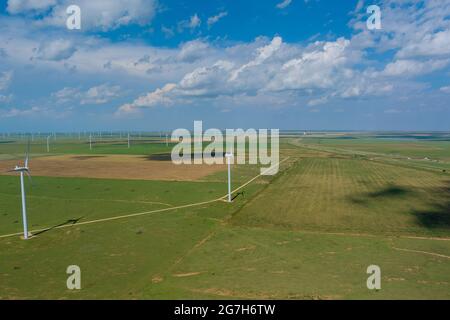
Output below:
[0,134,449,299]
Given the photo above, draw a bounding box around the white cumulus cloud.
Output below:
[276,0,292,9]
[53,84,122,105]
[8,0,157,31]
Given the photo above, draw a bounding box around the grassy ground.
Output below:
[299,135,450,161]
[0,139,175,158]
[0,135,449,299]
[232,155,450,237]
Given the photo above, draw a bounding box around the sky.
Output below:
[0,0,449,132]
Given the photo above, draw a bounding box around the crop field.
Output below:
[0,155,226,181]
[0,134,449,299]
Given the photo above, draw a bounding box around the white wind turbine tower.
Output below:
[10,142,33,239]
[46,135,51,153]
[128,132,130,148]
[225,153,234,202]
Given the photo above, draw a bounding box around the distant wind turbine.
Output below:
[46,135,51,153]
[225,153,233,202]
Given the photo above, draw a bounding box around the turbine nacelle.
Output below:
[13,166,29,172]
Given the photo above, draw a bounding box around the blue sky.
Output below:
[0,0,449,131]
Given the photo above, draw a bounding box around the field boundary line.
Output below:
[0,158,290,240]
[0,193,174,207]
[392,246,450,259]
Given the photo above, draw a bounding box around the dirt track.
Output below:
[0,154,225,181]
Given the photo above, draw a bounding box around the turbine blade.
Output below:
[25,170,34,186]
[25,139,30,168]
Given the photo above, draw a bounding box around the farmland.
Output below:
[0,133,449,299]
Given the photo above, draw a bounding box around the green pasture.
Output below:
[299,136,450,161]
[0,133,449,299]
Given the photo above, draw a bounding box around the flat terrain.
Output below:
[233,156,450,237]
[0,154,226,181]
[0,134,449,299]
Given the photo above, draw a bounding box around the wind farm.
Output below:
[0,131,449,299]
[0,0,449,305]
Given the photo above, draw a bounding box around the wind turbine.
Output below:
[46,135,51,153]
[128,132,130,149]
[225,153,233,202]
[11,142,32,239]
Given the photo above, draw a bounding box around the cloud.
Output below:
[266,38,351,91]
[177,40,211,63]
[7,0,57,14]
[276,0,292,9]
[207,11,227,27]
[381,59,450,77]
[178,60,235,96]
[397,30,450,59]
[0,94,13,103]
[0,106,42,118]
[177,14,201,32]
[117,83,176,114]
[117,36,286,114]
[0,20,198,80]
[339,81,393,98]
[0,71,13,91]
[440,85,450,94]
[189,14,201,29]
[3,0,450,119]
[307,96,329,106]
[230,36,283,81]
[350,0,365,14]
[53,84,121,105]
[8,0,157,31]
[53,87,81,103]
[116,36,395,115]
[0,105,71,119]
[34,39,77,61]
[81,84,121,104]
[161,25,175,38]
[350,0,450,60]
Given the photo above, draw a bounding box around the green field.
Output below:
[0,134,449,299]
[0,138,174,158]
